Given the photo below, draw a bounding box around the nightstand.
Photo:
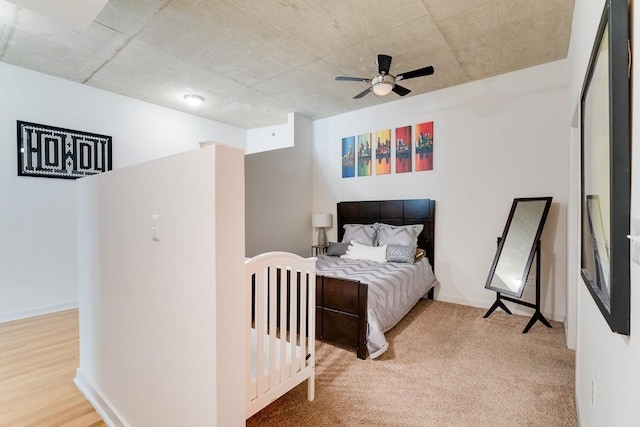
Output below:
[312,245,328,256]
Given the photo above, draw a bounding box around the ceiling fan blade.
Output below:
[336,76,370,82]
[392,84,411,97]
[396,65,434,81]
[378,54,392,74]
[354,87,373,99]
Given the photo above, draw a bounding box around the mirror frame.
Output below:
[485,197,552,298]
[580,0,630,335]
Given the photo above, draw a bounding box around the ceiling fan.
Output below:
[335,54,434,99]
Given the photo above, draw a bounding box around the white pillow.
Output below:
[341,241,387,263]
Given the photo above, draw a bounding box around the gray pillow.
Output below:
[377,223,423,247]
[341,224,378,246]
[327,241,349,256]
[386,245,416,263]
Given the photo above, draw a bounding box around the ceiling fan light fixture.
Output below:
[371,74,395,96]
[184,94,205,106]
[335,54,433,99]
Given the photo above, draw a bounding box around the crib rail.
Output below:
[245,252,316,418]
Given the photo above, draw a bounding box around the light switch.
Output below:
[152,214,160,241]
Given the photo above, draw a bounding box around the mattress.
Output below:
[316,256,437,358]
[250,328,303,377]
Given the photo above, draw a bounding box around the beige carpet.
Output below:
[247,300,576,426]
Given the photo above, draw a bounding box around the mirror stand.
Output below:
[483,240,552,333]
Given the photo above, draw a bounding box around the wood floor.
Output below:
[0,309,105,426]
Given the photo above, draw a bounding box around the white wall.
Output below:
[569,0,640,425]
[75,144,245,427]
[245,113,313,257]
[246,112,295,154]
[0,62,246,322]
[313,60,570,321]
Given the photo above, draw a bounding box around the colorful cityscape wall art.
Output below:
[342,121,434,178]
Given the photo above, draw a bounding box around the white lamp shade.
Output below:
[312,213,332,228]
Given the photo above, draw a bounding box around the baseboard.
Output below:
[74,369,129,427]
[575,390,582,426]
[435,294,564,322]
[0,302,78,324]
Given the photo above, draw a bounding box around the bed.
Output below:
[245,252,316,419]
[315,199,436,359]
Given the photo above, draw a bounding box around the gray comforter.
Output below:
[315,255,437,358]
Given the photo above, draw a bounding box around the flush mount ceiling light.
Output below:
[184,94,204,106]
[371,74,395,96]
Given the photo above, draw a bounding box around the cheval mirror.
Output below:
[484,197,553,333]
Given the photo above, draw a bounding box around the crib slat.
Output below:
[269,265,278,388]
[246,272,254,402]
[289,270,298,375]
[299,272,308,372]
[307,269,316,401]
[278,268,287,383]
[256,267,266,395]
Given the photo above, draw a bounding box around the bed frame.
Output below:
[315,198,436,359]
[245,252,316,419]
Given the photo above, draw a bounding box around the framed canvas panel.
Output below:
[415,121,433,171]
[357,133,372,176]
[342,136,355,178]
[395,125,412,173]
[374,129,391,175]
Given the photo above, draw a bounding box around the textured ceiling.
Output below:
[0,0,575,129]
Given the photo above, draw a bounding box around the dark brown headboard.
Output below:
[336,199,436,267]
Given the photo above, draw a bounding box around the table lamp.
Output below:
[312,213,332,246]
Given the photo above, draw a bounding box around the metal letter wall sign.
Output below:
[17,121,112,179]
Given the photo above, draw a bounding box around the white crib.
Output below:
[245,252,316,419]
